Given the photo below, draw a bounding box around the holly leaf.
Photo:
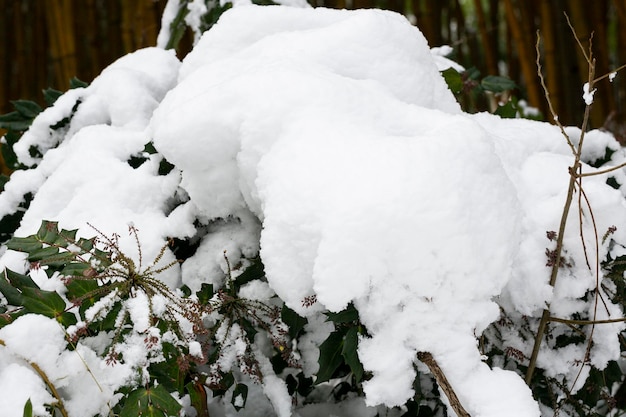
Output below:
[342,326,364,382]
[281,305,307,339]
[11,100,42,119]
[0,270,26,305]
[481,75,517,93]
[316,330,345,384]
[325,303,359,324]
[5,236,43,253]
[441,68,463,94]
[120,384,182,417]
[21,287,67,320]
[231,383,248,411]
[4,269,38,291]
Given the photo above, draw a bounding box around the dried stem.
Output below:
[525,15,597,386]
[417,352,471,417]
[549,316,626,325]
[29,361,69,417]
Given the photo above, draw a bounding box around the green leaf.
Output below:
[234,257,264,289]
[440,68,463,94]
[0,111,32,132]
[22,398,33,417]
[197,283,214,305]
[120,384,182,417]
[4,269,38,290]
[316,330,345,384]
[148,343,185,393]
[11,100,42,119]
[69,77,88,89]
[60,262,95,278]
[6,236,43,253]
[342,327,364,382]
[325,303,359,324]
[43,88,63,106]
[27,246,62,262]
[0,270,26,305]
[281,305,307,339]
[75,237,95,252]
[21,287,67,319]
[185,381,210,417]
[481,75,517,93]
[59,311,77,327]
[66,277,100,300]
[0,309,26,329]
[231,383,248,411]
[494,101,518,119]
[37,220,77,246]
[209,371,234,397]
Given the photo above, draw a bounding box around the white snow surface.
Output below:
[151,6,534,416]
[1,5,625,417]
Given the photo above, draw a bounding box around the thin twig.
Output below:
[593,62,626,83]
[577,160,626,177]
[525,15,597,385]
[29,361,69,417]
[535,31,575,154]
[417,352,471,417]
[549,316,626,325]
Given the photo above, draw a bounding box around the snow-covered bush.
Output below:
[1,5,626,417]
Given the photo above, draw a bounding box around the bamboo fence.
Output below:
[1,0,625,144]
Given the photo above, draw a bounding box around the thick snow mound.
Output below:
[151,6,539,416]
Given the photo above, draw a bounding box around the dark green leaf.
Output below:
[441,68,463,94]
[22,398,33,417]
[43,88,63,106]
[209,371,234,397]
[282,305,307,339]
[59,311,77,327]
[36,220,77,246]
[0,270,25,305]
[4,269,38,290]
[0,174,9,191]
[494,101,518,119]
[316,330,345,384]
[69,77,88,89]
[342,327,364,382]
[1,131,23,170]
[11,100,42,119]
[0,310,26,329]
[60,262,95,278]
[27,246,62,262]
[0,111,32,131]
[6,236,43,253]
[231,383,248,411]
[158,158,175,176]
[21,287,67,319]
[149,343,185,393]
[143,142,158,154]
[75,237,95,252]
[197,283,214,305]
[120,384,182,417]
[481,75,517,93]
[325,303,359,324]
[185,380,210,417]
[66,277,100,301]
[234,257,264,289]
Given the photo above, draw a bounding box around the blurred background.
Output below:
[1,0,625,141]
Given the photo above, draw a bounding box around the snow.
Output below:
[1,5,626,417]
[583,82,596,105]
[0,314,133,416]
